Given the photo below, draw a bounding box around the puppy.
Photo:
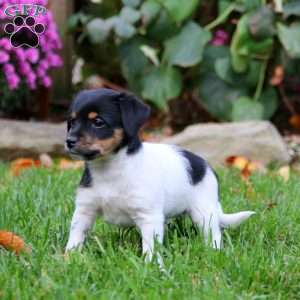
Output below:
[65,88,255,260]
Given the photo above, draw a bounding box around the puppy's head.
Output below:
[66,88,150,160]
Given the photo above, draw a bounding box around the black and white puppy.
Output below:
[65,88,255,260]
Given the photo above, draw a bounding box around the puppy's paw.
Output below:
[65,241,83,253]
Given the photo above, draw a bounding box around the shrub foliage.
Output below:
[70,0,300,121]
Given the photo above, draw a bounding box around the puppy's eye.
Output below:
[91,117,106,128]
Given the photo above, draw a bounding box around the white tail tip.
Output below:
[220,211,256,228]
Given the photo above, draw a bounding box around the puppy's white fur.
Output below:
[66,142,254,259]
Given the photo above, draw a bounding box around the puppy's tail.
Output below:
[218,205,255,228]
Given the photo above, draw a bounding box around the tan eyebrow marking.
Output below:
[88,112,98,120]
[71,112,77,118]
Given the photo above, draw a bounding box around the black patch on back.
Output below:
[80,164,92,188]
[181,150,207,185]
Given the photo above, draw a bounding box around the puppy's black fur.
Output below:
[181,150,207,185]
[80,164,92,188]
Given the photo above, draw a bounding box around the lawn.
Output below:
[0,163,300,300]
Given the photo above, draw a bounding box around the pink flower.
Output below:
[210,29,229,46]
[36,66,46,78]
[25,48,39,63]
[0,50,9,64]
[0,0,62,91]
[6,74,20,90]
[27,72,37,89]
[14,48,26,62]
[0,38,11,51]
[40,59,49,70]
[19,62,31,75]
[41,75,52,88]
[46,54,62,67]
[3,63,15,74]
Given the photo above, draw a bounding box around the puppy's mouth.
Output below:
[66,146,100,161]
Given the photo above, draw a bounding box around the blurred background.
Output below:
[1,0,300,167]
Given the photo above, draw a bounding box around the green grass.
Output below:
[1,164,300,300]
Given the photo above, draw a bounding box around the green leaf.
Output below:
[248,6,275,40]
[277,22,300,58]
[231,96,264,121]
[67,13,81,31]
[122,0,141,8]
[201,45,229,73]
[140,0,161,25]
[258,87,278,119]
[230,13,273,72]
[120,7,141,24]
[283,1,300,19]
[147,9,178,41]
[230,14,251,72]
[86,18,113,43]
[199,73,248,121]
[215,57,260,88]
[114,17,136,38]
[142,66,182,109]
[158,0,199,23]
[119,37,148,79]
[164,21,211,67]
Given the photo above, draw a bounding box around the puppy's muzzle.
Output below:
[66,137,77,149]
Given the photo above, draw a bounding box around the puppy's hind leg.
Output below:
[190,207,222,249]
[189,169,222,249]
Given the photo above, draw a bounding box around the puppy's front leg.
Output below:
[65,205,97,252]
[137,217,164,264]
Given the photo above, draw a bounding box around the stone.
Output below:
[162,121,290,167]
[0,119,66,161]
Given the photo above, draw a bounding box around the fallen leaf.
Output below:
[289,114,300,130]
[278,166,290,182]
[10,158,41,176]
[270,65,284,86]
[58,159,84,170]
[241,166,251,181]
[0,230,29,255]
[267,201,277,210]
[226,156,249,170]
[39,153,53,168]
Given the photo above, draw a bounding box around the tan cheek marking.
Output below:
[71,112,77,118]
[91,129,124,155]
[88,112,98,119]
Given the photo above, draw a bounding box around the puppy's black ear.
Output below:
[118,93,150,153]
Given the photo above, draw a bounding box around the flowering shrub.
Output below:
[0,0,62,92]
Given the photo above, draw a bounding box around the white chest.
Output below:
[76,175,137,226]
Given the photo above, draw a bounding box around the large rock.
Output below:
[0,119,291,166]
[163,121,290,167]
[0,119,66,160]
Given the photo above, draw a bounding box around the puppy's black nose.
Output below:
[66,137,77,149]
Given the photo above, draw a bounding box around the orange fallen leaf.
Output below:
[0,230,28,255]
[226,155,265,181]
[226,156,249,170]
[58,159,84,170]
[289,114,300,130]
[241,166,251,181]
[10,158,41,176]
[270,65,284,86]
